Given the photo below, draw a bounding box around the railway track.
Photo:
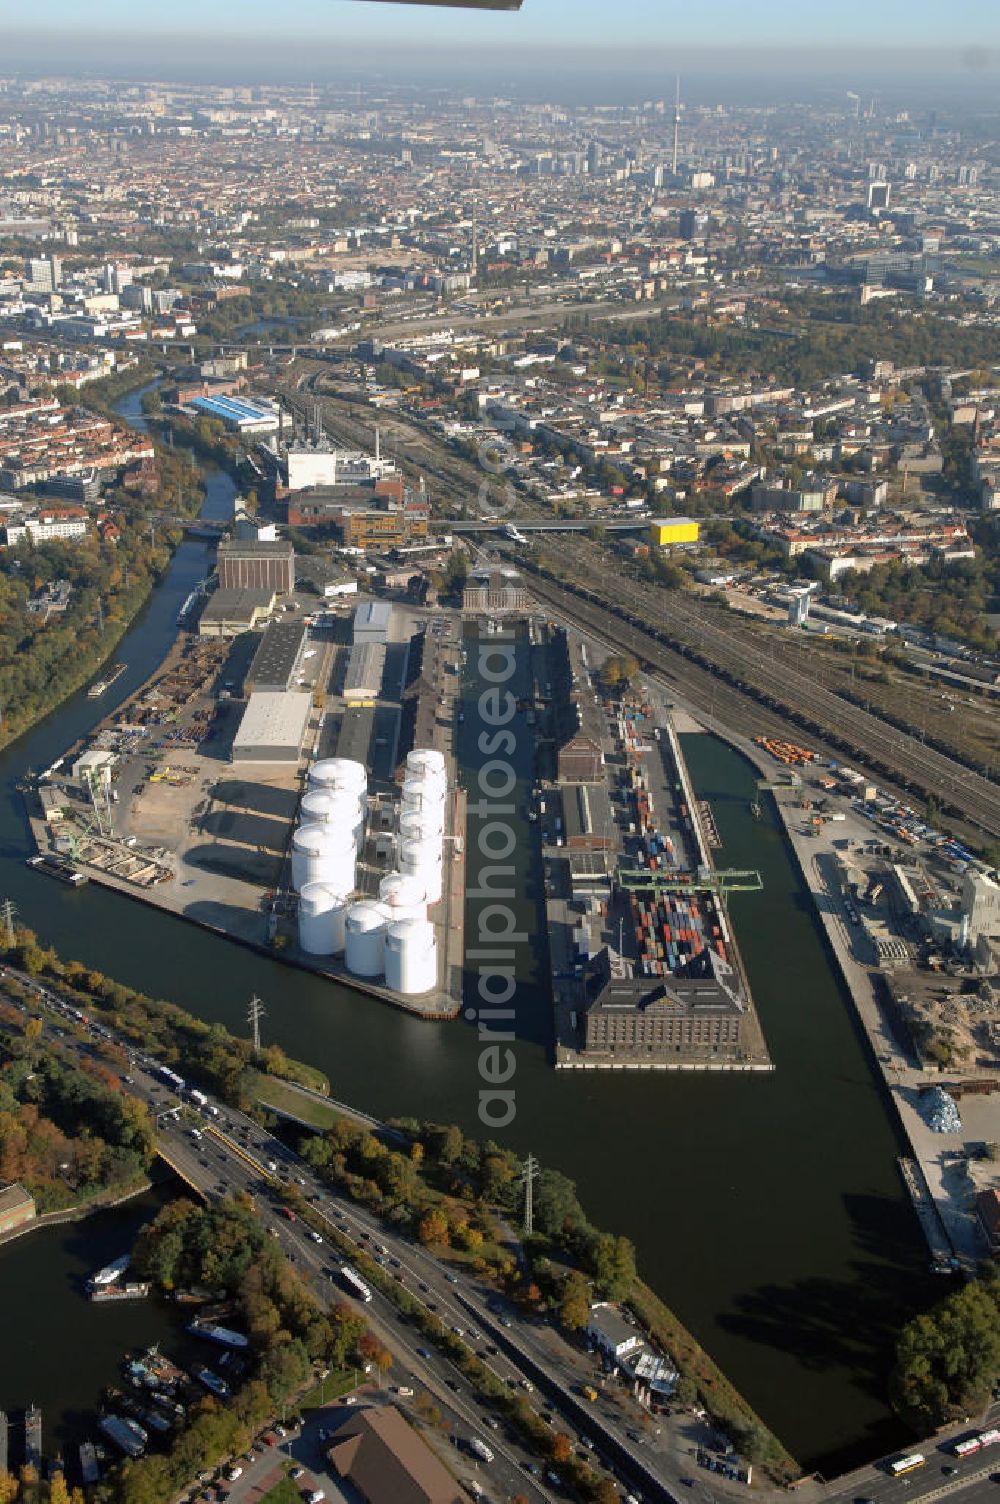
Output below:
[523,565,1000,842]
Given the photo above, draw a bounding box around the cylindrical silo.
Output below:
[399,837,443,904]
[403,766,447,796]
[300,787,366,849]
[344,901,391,978]
[406,748,446,781]
[297,883,351,955]
[401,780,447,817]
[384,917,438,996]
[309,757,367,797]
[399,808,445,846]
[378,872,428,923]
[291,823,356,893]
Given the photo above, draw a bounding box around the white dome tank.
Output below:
[297,883,351,955]
[399,808,445,846]
[300,787,364,836]
[406,748,446,780]
[291,822,356,893]
[384,917,438,995]
[403,765,447,794]
[309,757,368,801]
[378,872,428,922]
[401,780,447,817]
[344,901,391,978]
[399,838,443,904]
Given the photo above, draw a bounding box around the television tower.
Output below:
[671,76,681,177]
[471,196,478,276]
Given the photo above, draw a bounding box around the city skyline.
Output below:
[8,0,1000,50]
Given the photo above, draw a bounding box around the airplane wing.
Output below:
[360,1,523,8]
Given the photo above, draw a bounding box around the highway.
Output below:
[5,969,671,1504]
[8,969,1000,1504]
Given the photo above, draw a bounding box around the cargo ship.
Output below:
[187,1321,249,1350]
[91,1281,150,1303]
[177,590,202,626]
[87,663,127,699]
[26,854,89,887]
[88,1253,131,1289]
[98,1414,146,1459]
[192,1367,230,1400]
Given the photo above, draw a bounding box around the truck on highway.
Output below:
[581,1384,599,1402]
[339,1265,372,1303]
[188,1089,208,1108]
[468,1438,494,1464]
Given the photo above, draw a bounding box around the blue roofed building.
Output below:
[190,393,280,433]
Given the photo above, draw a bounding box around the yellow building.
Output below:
[649,517,700,547]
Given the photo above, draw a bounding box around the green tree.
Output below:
[591,1233,637,1298]
[891,1278,1000,1428]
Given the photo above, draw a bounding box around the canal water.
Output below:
[0,1179,199,1474]
[0,394,933,1475]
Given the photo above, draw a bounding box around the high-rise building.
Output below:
[24,255,62,292]
[867,181,891,216]
[679,208,709,241]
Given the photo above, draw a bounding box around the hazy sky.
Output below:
[10,0,1000,48]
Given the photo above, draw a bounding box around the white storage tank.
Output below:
[403,766,447,795]
[344,901,391,978]
[291,823,356,893]
[399,837,443,904]
[297,883,351,955]
[384,917,438,996]
[379,872,428,922]
[401,780,447,817]
[399,808,445,846]
[406,748,446,780]
[302,788,368,848]
[310,757,368,795]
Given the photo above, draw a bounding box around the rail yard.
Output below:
[518,557,1000,842]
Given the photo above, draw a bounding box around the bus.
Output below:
[340,1265,373,1303]
[951,1438,982,1458]
[889,1455,925,1475]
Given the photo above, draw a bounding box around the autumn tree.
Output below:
[417,1207,450,1246]
[558,1272,592,1332]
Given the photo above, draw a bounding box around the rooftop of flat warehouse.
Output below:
[233,690,312,749]
[247,619,307,687]
[191,394,276,422]
[336,704,375,766]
